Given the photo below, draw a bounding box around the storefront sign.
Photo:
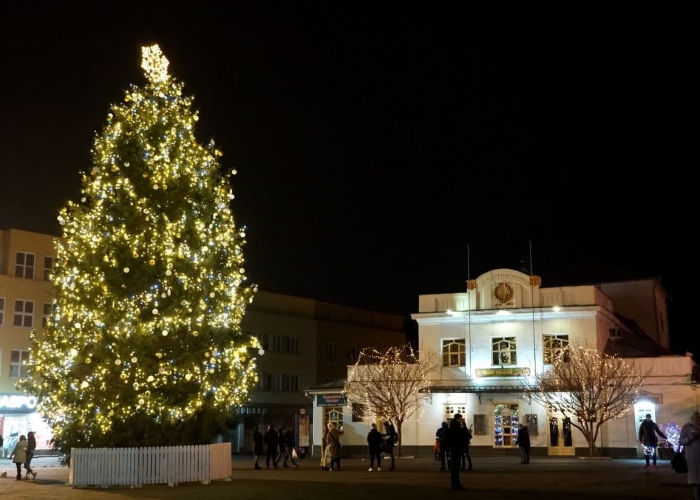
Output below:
[475,368,530,377]
[636,391,663,405]
[234,406,267,415]
[317,394,347,407]
[0,394,37,411]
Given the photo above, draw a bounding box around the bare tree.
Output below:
[527,343,648,456]
[345,345,438,456]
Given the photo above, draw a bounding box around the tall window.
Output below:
[260,372,271,391]
[290,375,300,392]
[442,339,466,367]
[44,256,54,281]
[326,343,337,361]
[492,337,517,366]
[14,300,34,328]
[10,350,30,378]
[0,297,5,326]
[15,252,35,279]
[255,333,269,351]
[543,334,570,365]
[349,345,359,363]
[270,335,300,354]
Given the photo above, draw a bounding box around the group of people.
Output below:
[253,424,298,470]
[435,418,473,472]
[365,421,398,471]
[6,432,38,481]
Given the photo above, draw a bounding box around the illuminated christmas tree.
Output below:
[20,45,259,451]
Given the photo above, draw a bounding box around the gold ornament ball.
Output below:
[131,357,138,363]
[120,373,127,380]
[115,359,122,365]
[149,259,156,266]
[124,267,130,273]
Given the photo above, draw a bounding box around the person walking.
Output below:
[436,422,448,471]
[24,431,37,479]
[275,426,288,468]
[253,426,264,470]
[445,414,466,490]
[639,413,667,469]
[283,425,298,467]
[9,435,28,481]
[367,423,383,471]
[680,412,700,500]
[263,424,279,469]
[517,423,531,464]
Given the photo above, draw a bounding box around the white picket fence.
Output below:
[69,442,231,488]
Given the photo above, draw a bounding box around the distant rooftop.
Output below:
[542,262,658,288]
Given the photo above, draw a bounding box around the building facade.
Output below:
[309,268,698,457]
[233,291,406,454]
[0,229,56,456]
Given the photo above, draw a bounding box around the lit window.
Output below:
[493,403,519,447]
[442,339,466,367]
[492,337,517,366]
[542,334,570,365]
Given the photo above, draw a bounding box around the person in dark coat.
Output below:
[382,422,397,470]
[638,413,667,469]
[436,422,448,470]
[283,426,298,467]
[253,426,264,470]
[461,420,473,470]
[263,424,279,469]
[274,425,288,468]
[367,423,383,471]
[445,414,465,490]
[517,424,531,464]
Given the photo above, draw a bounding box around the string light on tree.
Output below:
[19,44,261,451]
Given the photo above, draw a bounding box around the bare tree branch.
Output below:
[344,345,438,456]
[527,343,648,456]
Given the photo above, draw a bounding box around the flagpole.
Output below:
[530,240,536,377]
[467,244,472,380]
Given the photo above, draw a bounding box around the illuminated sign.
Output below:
[0,394,37,411]
[317,394,347,407]
[475,367,531,377]
[636,391,663,405]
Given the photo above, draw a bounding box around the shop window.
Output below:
[493,403,519,447]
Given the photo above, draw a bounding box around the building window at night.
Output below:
[42,303,56,328]
[349,345,359,363]
[260,372,271,391]
[255,333,269,351]
[10,350,30,378]
[543,334,570,365]
[13,300,34,328]
[44,256,54,281]
[442,339,466,367]
[0,297,5,326]
[492,337,517,366]
[326,343,337,361]
[271,335,300,354]
[324,407,343,428]
[15,252,35,279]
[290,375,299,392]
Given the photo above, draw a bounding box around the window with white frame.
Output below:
[442,339,466,367]
[324,407,343,427]
[492,337,517,366]
[15,252,35,279]
[14,300,34,328]
[10,350,30,378]
[44,256,54,281]
[0,297,5,326]
[543,334,570,365]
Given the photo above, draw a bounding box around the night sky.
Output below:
[2,5,696,355]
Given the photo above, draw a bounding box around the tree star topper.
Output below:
[141,44,170,83]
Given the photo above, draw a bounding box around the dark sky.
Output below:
[1,5,697,355]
